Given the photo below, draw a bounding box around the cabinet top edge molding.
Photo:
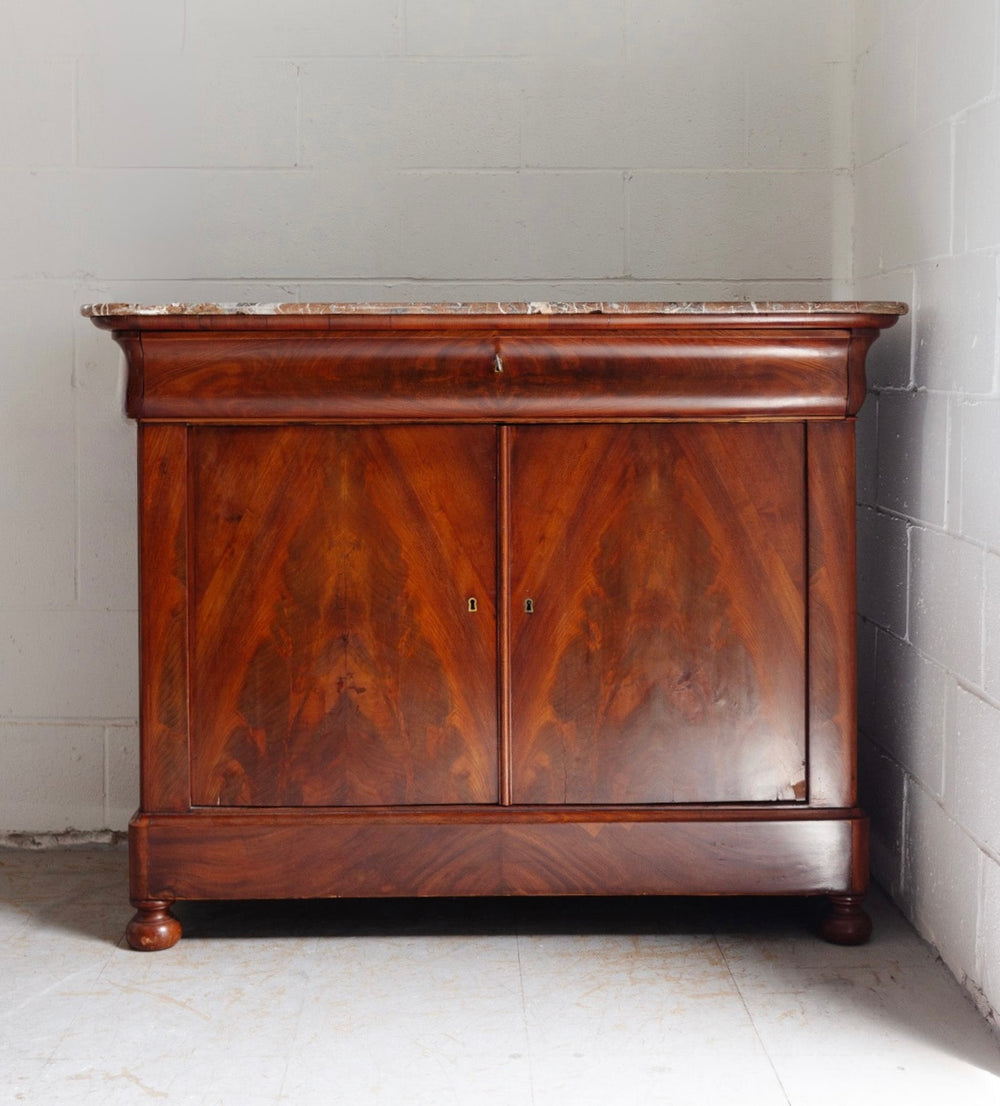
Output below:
[82,300,908,322]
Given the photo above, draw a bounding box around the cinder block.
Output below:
[913,255,996,394]
[0,281,76,423]
[2,0,185,57]
[955,98,1000,252]
[622,0,749,171]
[0,283,77,608]
[186,0,400,57]
[909,526,984,684]
[884,123,951,269]
[0,724,105,833]
[944,397,967,538]
[0,414,77,609]
[857,506,909,637]
[0,171,85,280]
[748,57,850,170]
[407,0,623,61]
[873,629,947,795]
[880,124,952,269]
[520,63,626,169]
[742,0,852,63]
[857,734,906,899]
[852,160,882,281]
[0,282,78,610]
[301,58,522,170]
[105,724,138,830]
[627,171,839,280]
[629,0,746,67]
[915,0,996,130]
[960,400,1000,550]
[856,270,914,389]
[853,0,882,58]
[0,610,137,720]
[80,169,401,281]
[947,687,1000,857]
[622,66,746,171]
[78,57,298,168]
[981,858,1000,1020]
[876,389,949,525]
[853,21,917,165]
[904,782,980,987]
[0,61,73,167]
[985,552,1000,699]
[76,415,137,613]
[395,171,625,280]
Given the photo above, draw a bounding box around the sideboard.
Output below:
[83,300,905,950]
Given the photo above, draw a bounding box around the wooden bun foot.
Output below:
[820,893,872,945]
[127,900,182,951]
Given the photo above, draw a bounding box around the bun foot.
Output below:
[127,900,182,951]
[820,893,872,945]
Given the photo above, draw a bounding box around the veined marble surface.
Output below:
[81,300,909,317]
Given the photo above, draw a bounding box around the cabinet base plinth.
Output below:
[127,809,870,949]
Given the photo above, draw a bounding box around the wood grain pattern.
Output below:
[132,328,854,421]
[509,423,807,804]
[188,425,498,806]
[132,809,860,901]
[137,424,190,811]
[806,421,858,807]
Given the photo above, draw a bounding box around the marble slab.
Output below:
[81,300,909,318]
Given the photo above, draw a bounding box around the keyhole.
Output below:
[468,597,477,612]
[524,598,534,614]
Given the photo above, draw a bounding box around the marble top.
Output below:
[81,300,908,318]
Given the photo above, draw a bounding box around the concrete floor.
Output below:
[1,845,998,1105]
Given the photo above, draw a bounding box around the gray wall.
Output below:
[853,0,1000,1028]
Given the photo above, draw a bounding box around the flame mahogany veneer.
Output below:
[87,304,904,950]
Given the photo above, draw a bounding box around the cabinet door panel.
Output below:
[189,425,497,806]
[509,423,806,805]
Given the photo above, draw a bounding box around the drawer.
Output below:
[131,329,852,420]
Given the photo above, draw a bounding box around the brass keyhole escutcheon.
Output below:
[468,597,478,612]
[524,598,534,613]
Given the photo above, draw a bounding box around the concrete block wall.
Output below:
[0,0,852,836]
[853,0,1000,1025]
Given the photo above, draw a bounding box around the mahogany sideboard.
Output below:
[84,300,905,951]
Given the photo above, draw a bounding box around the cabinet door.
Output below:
[189,425,498,806]
[509,423,807,805]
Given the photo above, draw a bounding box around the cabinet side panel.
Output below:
[510,423,807,804]
[807,420,857,807]
[188,425,498,806]
[138,424,191,812]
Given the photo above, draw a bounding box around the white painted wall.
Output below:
[853,0,1000,1026]
[0,0,852,835]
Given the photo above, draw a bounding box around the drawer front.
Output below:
[132,330,851,420]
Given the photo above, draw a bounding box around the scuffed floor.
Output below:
[1,845,998,1104]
